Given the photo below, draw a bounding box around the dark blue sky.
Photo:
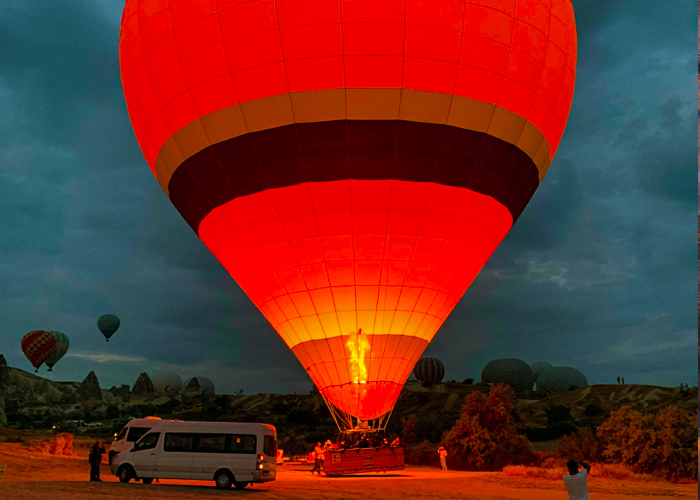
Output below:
[0,1,696,394]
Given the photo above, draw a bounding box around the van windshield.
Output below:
[115,427,127,441]
[127,427,150,442]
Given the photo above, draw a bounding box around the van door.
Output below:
[190,433,228,479]
[130,432,160,478]
[159,432,195,479]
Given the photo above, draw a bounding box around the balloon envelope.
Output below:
[536,366,588,392]
[413,358,445,384]
[21,331,56,371]
[45,331,70,371]
[97,314,120,341]
[182,377,215,396]
[530,361,553,381]
[153,372,183,396]
[120,0,577,425]
[481,358,534,390]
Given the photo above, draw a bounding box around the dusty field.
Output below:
[0,442,695,500]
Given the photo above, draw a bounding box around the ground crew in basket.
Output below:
[437,445,448,472]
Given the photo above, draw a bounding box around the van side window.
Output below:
[133,432,160,451]
[229,435,257,454]
[164,433,195,452]
[263,435,276,457]
[127,427,150,442]
[198,434,226,453]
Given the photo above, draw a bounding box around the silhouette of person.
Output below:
[616,377,620,384]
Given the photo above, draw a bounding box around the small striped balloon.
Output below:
[21,331,57,372]
[45,331,70,371]
[413,358,445,384]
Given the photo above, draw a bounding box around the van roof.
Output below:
[146,421,276,434]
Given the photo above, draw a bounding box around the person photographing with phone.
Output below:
[563,460,591,500]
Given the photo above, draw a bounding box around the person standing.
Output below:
[311,442,325,475]
[621,377,625,384]
[437,445,448,472]
[616,376,620,384]
[88,440,106,482]
[563,460,591,500]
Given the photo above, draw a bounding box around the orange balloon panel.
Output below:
[198,180,512,418]
[119,0,577,422]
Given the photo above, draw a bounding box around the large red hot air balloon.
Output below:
[120,0,577,430]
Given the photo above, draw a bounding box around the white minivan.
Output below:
[109,416,172,464]
[110,421,277,489]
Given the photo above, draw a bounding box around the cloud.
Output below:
[66,352,148,364]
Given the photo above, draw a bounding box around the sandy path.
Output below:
[0,444,695,500]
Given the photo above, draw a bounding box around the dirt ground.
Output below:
[0,442,695,500]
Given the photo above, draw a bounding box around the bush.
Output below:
[544,404,574,424]
[441,384,534,471]
[526,421,578,442]
[556,405,698,481]
[405,440,438,467]
[556,428,603,462]
[584,403,605,417]
[502,465,563,480]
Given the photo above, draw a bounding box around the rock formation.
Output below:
[78,371,103,401]
[132,372,155,397]
[109,384,131,400]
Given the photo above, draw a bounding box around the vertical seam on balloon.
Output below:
[403,2,470,347]
[371,0,409,408]
[270,1,344,395]
[157,4,219,224]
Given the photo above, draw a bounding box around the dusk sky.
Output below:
[0,1,697,394]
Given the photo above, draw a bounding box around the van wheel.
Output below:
[142,478,153,484]
[118,465,134,483]
[214,470,233,489]
[233,481,249,489]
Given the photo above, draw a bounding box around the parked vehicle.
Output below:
[110,420,277,489]
[109,416,171,464]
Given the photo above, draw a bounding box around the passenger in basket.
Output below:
[391,437,401,447]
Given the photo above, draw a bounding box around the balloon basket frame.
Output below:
[321,393,394,433]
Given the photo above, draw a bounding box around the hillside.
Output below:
[1,359,696,455]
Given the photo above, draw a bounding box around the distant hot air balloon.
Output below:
[97,314,120,341]
[536,366,587,392]
[413,358,445,384]
[182,377,215,396]
[481,358,534,390]
[153,372,183,396]
[21,331,56,372]
[120,0,577,431]
[45,331,70,372]
[530,361,553,382]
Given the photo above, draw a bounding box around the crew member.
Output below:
[88,440,106,482]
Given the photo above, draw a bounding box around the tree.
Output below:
[401,414,418,446]
[441,384,535,470]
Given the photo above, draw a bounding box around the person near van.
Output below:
[563,460,591,500]
[89,441,106,481]
[437,446,448,472]
[311,442,325,475]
